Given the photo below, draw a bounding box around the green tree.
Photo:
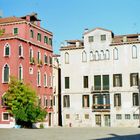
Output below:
[4,77,47,128]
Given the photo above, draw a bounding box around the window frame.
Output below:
[63,95,70,107]
[114,93,121,107]
[82,95,90,108]
[113,74,122,87]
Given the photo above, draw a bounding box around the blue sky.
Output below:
[0,0,140,54]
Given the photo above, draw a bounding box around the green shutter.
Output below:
[4,65,9,82]
[84,76,88,88]
[114,94,116,107]
[94,75,101,90]
[103,75,109,90]
[130,73,132,86]
[120,74,122,87]
[65,77,69,89]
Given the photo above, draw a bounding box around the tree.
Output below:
[4,77,47,128]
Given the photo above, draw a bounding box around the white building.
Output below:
[60,27,140,127]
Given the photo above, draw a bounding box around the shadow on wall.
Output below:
[89,133,140,140]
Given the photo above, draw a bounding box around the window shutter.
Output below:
[114,94,116,107]
[130,74,132,86]
[118,94,121,106]
[82,96,84,107]
[103,75,109,90]
[94,75,101,90]
[113,75,115,87]
[120,75,122,87]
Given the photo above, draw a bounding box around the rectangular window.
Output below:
[65,77,69,89]
[37,33,41,41]
[94,75,101,90]
[44,55,48,64]
[44,96,48,107]
[103,75,109,90]
[30,30,34,38]
[88,36,94,42]
[114,94,121,107]
[63,95,70,107]
[133,93,139,106]
[101,34,106,41]
[113,74,122,87]
[44,36,48,44]
[116,114,122,120]
[66,114,70,119]
[125,114,130,120]
[49,56,52,65]
[85,114,89,119]
[83,76,88,88]
[49,38,52,46]
[2,112,9,121]
[82,95,90,108]
[130,73,139,86]
[133,114,139,119]
[14,28,18,35]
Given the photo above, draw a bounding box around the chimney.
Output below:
[123,36,127,42]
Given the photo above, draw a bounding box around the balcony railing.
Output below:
[92,104,110,112]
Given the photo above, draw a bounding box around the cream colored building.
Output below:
[60,28,140,127]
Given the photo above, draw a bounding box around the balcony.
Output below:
[92,104,110,112]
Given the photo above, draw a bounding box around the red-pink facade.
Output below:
[0,13,53,127]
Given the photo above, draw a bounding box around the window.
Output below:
[94,75,101,90]
[4,43,10,56]
[105,50,110,60]
[3,64,9,83]
[2,112,9,121]
[88,36,94,42]
[85,114,89,119]
[44,36,48,44]
[116,114,122,120]
[37,33,41,41]
[113,74,122,87]
[37,51,41,64]
[44,73,47,87]
[49,56,52,65]
[133,114,139,119]
[65,77,69,89]
[50,98,53,107]
[44,96,48,107]
[125,114,130,120]
[37,70,41,86]
[95,51,99,60]
[13,28,18,35]
[133,93,139,106]
[49,38,52,46]
[18,64,23,80]
[132,45,137,59]
[103,75,109,90]
[114,94,121,107]
[48,75,52,87]
[29,48,33,63]
[83,76,88,88]
[100,50,104,60]
[44,54,48,64]
[66,114,70,119]
[113,48,118,60]
[63,95,70,107]
[130,73,139,86]
[101,34,106,41]
[82,95,89,108]
[30,30,34,38]
[65,52,69,64]
[82,51,87,62]
[19,45,23,57]
[1,94,7,106]
[90,51,94,61]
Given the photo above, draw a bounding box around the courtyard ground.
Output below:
[0,127,140,140]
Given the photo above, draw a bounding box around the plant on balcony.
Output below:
[30,57,35,65]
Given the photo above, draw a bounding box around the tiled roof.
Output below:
[0,17,25,24]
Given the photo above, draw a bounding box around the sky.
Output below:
[0,0,140,54]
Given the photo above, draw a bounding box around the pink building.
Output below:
[0,13,53,128]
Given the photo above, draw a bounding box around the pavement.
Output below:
[0,127,140,140]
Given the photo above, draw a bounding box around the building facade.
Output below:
[0,13,53,128]
[60,28,140,127]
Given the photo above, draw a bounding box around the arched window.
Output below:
[113,48,118,60]
[44,73,47,87]
[4,43,10,56]
[132,45,137,59]
[90,51,94,61]
[37,70,41,86]
[65,52,69,64]
[105,49,110,60]
[30,30,34,38]
[29,48,33,63]
[95,51,99,60]
[82,51,87,62]
[44,54,48,64]
[37,51,41,64]
[3,64,9,83]
[19,64,23,80]
[132,93,139,106]
[19,44,23,57]
[100,50,104,60]
[44,36,48,44]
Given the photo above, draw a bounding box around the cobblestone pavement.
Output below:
[0,127,140,140]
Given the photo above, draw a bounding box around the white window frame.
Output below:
[37,70,41,86]
[82,51,87,62]
[4,43,10,57]
[2,63,10,83]
[2,112,9,121]
[18,64,23,80]
[19,43,23,57]
[132,45,137,59]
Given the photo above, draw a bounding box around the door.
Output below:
[95,115,101,126]
[49,113,51,126]
[104,115,110,126]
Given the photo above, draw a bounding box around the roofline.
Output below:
[84,27,112,35]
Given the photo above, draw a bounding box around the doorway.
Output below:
[95,115,101,126]
[104,115,110,126]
